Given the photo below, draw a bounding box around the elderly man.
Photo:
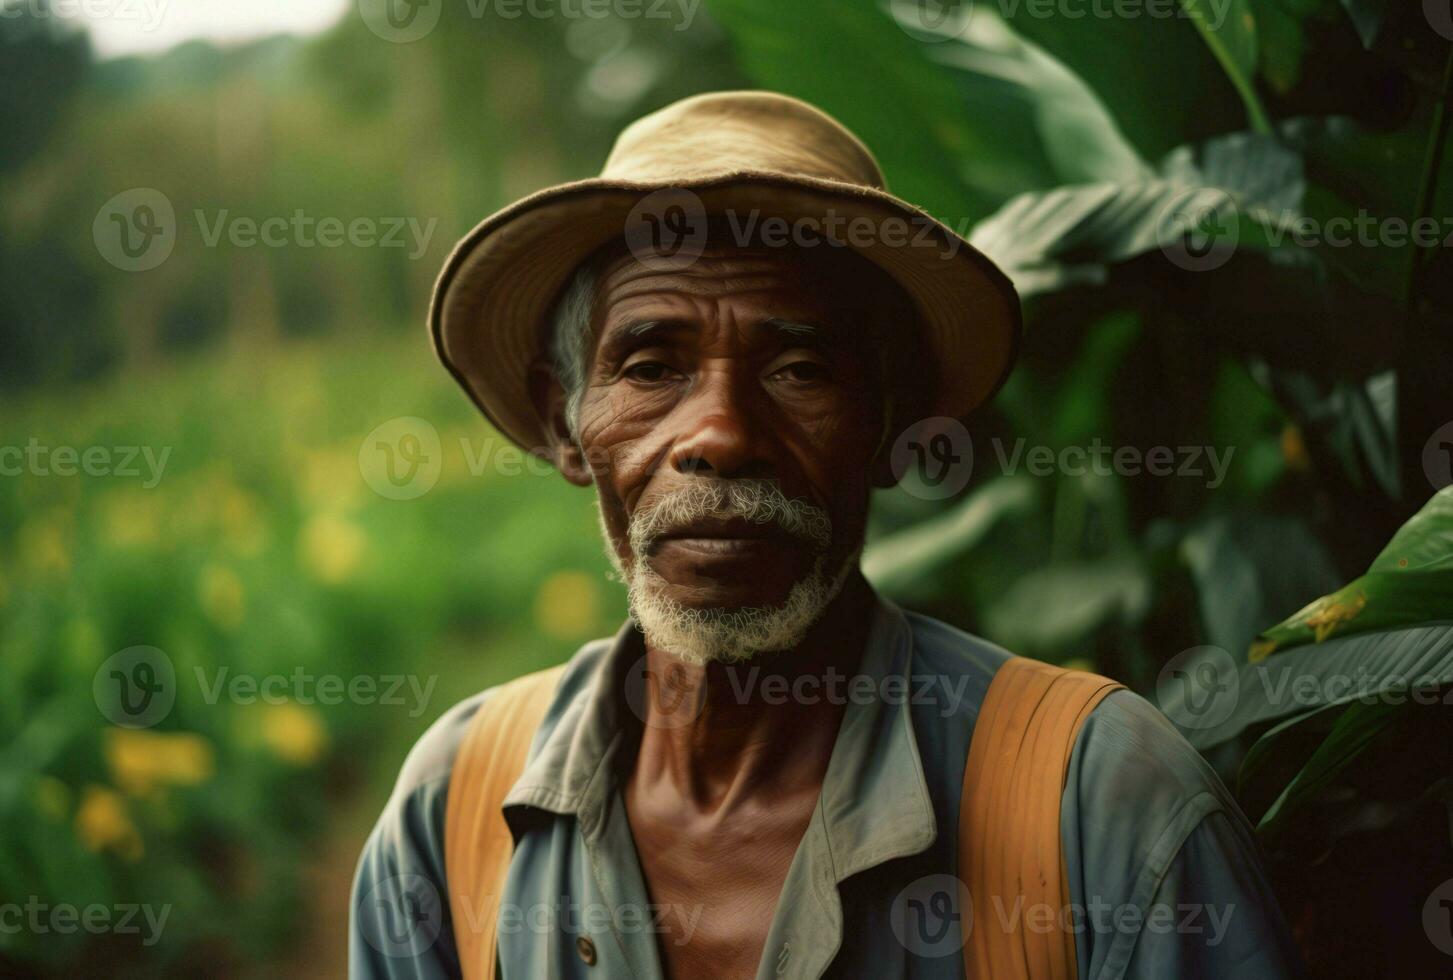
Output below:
[350,92,1301,980]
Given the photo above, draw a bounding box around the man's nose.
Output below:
[667,375,774,479]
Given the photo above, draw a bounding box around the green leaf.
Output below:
[1255,698,1403,834]
[1251,486,1453,658]
[981,556,1151,658]
[1337,0,1388,49]
[969,130,1304,297]
[863,478,1036,596]
[991,0,1252,158]
[706,0,1054,218]
[1174,621,1453,750]
[917,9,1148,186]
[1180,0,1272,133]
[1182,514,1341,655]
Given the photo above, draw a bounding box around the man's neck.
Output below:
[629,572,874,813]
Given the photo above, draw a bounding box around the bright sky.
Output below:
[48,0,351,58]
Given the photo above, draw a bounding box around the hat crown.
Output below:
[601,91,887,190]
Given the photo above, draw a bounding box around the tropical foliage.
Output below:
[1,0,1450,975]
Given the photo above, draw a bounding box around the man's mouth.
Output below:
[650,516,800,558]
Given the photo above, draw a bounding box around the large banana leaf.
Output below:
[1251,485,1453,658]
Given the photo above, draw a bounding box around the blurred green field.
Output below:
[0,329,627,975]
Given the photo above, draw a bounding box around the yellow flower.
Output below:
[198,563,246,630]
[299,512,366,584]
[299,448,363,511]
[533,570,602,640]
[218,485,269,557]
[1280,424,1310,473]
[101,488,163,548]
[104,728,215,797]
[18,515,70,577]
[75,785,143,861]
[259,703,328,767]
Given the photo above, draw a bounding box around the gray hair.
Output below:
[547,261,597,438]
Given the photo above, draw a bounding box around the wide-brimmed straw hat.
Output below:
[429,90,1021,451]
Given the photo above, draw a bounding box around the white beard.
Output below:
[602,481,857,666]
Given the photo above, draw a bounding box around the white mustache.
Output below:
[628,480,833,558]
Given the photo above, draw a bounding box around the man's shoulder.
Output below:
[386,635,616,810]
[1071,687,1238,817]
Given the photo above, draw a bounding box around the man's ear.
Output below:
[527,359,592,487]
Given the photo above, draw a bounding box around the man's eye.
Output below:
[623,360,675,383]
[771,360,830,384]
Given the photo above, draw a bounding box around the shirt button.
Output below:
[576,936,597,966]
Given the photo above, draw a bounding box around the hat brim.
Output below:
[430,171,1021,452]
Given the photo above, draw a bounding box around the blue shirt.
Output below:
[350,593,1301,978]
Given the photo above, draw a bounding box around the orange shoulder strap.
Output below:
[444,664,567,980]
[958,657,1123,980]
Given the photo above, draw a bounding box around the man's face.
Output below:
[566,243,892,657]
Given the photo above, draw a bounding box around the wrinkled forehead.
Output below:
[587,233,909,339]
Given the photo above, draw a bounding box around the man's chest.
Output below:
[623,789,820,980]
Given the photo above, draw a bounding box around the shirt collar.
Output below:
[502,588,938,876]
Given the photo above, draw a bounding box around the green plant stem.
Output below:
[1406,46,1453,308]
